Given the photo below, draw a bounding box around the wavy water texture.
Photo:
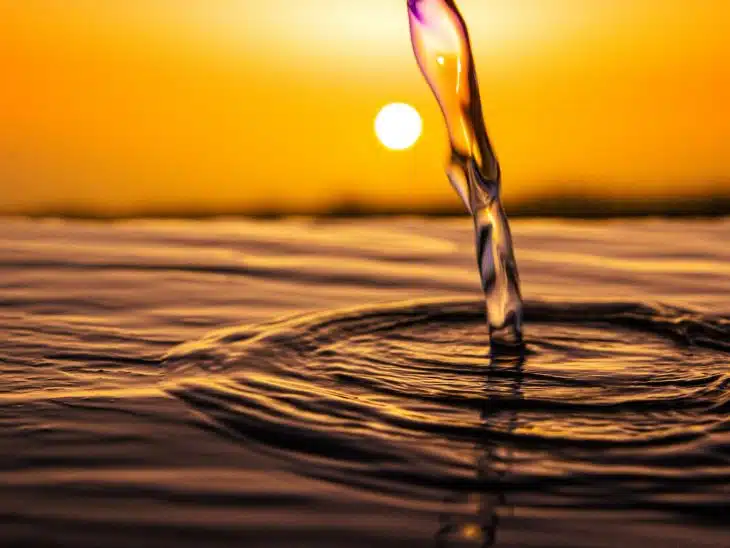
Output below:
[1,218,730,548]
[163,297,730,548]
[164,298,729,495]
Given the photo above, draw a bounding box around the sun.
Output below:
[375,103,423,150]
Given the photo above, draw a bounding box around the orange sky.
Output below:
[1,0,728,215]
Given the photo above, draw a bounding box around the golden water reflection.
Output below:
[436,353,524,547]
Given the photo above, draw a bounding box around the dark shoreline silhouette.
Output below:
[4,192,730,221]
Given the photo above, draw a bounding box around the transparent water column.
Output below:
[408,0,524,348]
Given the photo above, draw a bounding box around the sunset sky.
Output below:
[2,0,728,215]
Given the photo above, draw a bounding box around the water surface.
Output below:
[1,217,729,547]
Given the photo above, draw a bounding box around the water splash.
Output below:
[407,0,523,348]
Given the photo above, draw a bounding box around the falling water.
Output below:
[407,0,523,348]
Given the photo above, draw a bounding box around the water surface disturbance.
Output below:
[1,218,729,547]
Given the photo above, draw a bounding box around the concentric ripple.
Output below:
[162,299,730,525]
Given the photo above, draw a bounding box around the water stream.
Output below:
[408,0,523,347]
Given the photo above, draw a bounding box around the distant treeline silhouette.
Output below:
[5,191,730,220]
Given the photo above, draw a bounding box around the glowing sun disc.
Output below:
[375,103,423,150]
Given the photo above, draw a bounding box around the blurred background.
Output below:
[2,0,728,217]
